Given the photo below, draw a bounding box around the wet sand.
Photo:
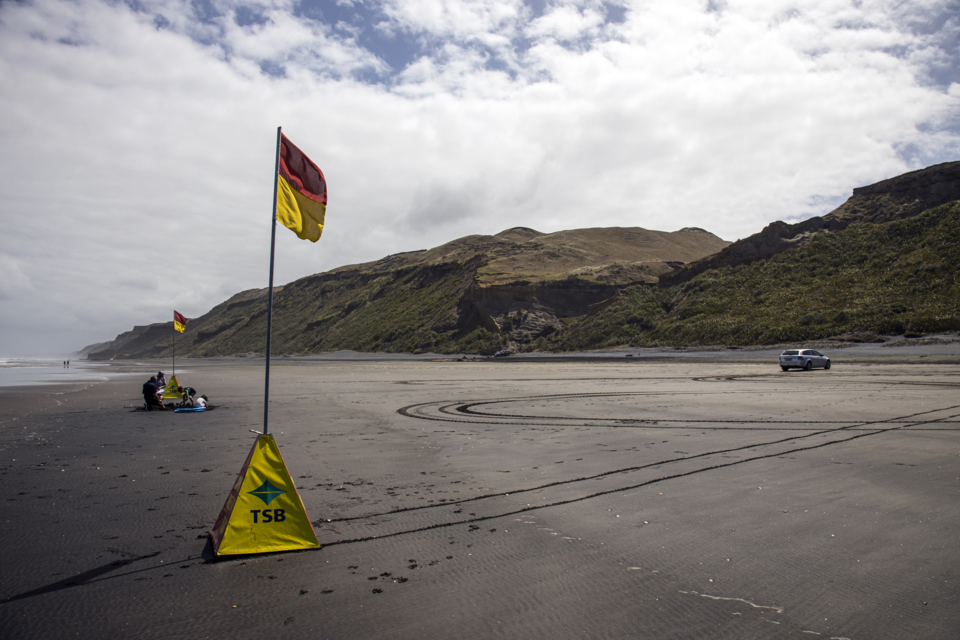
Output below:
[1,354,958,639]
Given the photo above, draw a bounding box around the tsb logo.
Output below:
[250,509,286,523]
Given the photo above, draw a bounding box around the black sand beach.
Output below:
[1,353,958,639]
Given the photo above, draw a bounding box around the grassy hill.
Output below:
[86,226,728,359]
[663,160,960,286]
[534,200,960,351]
[140,258,496,358]
[83,162,960,360]
[331,225,730,286]
[475,226,728,285]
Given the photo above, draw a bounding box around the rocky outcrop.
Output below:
[662,160,960,286]
[836,160,960,223]
[465,277,623,338]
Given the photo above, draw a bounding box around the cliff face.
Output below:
[661,160,960,286]
[837,161,960,223]
[468,278,624,346]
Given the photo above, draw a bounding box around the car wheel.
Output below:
[804,360,812,371]
[824,360,831,370]
[781,366,789,372]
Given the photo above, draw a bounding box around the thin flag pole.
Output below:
[263,126,282,437]
[172,312,176,378]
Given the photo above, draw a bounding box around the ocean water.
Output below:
[0,358,140,388]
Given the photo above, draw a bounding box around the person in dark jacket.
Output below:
[143,376,164,410]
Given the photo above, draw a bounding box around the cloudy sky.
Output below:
[1,0,958,356]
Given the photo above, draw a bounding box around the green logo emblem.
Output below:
[248,479,287,506]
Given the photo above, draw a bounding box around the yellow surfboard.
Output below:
[210,435,320,555]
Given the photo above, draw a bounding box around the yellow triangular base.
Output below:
[162,375,183,400]
[210,434,320,556]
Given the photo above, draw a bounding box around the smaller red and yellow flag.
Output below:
[277,134,327,242]
[174,311,188,333]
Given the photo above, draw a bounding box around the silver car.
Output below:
[779,349,831,371]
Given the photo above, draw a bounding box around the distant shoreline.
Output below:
[7,333,957,390]
[72,332,960,368]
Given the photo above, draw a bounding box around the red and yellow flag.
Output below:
[174,311,188,333]
[277,134,327,242]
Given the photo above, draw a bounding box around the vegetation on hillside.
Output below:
[529,200,960,351]
[92,199,960,359]
[148,258,502,358]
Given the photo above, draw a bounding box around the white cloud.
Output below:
[219,4,387,76]
[525,3,605,42]
[379,0,526,40]
[0,0,957,355]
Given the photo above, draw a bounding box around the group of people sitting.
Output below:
[142,371,208,411]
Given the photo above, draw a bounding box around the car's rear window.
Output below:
[782,350,799,355]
